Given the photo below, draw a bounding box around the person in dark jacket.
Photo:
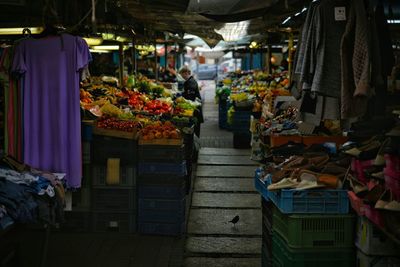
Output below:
[179,66,201,101]
[179,66,203,137]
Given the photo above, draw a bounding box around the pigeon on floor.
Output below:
[228,215,240,226]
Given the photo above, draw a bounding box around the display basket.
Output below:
[268,188,349,214]
[272,205,355,249]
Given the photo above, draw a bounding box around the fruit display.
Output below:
[96,116,140,132]
[173,97,199,117]
[140,121,181,140]
[79,74,199,142]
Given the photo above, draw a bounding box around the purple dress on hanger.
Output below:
[12,34,91,188]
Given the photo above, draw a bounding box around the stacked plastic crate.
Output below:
[137,144,187,235]
[62,122,93,232]
[348,152,400,266]
[218,100,230,130]
[254,168,274,267]
[355,216,400,266]
[255,168,356,267]
[90,134,137,233]
[182,128,195,193]
[232,110,252,148]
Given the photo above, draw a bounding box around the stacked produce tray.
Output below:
[137,143,187,236]
[232,110,251,148]
[90,134,138,233]
[257,166,356,267]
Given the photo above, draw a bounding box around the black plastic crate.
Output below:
[137,174,185,185]
[138,197,185,211]
[91,186,136,211]
[82,141,91,164]
[92,165,136,187]
[92,211,136,233]
[92,135,137,164]
[233,132,251,148]
[62,209,92,232]
[137,221,185,236]
[138,207,185,224]
[138,145,185,163]
[138,183,186,199]
[138,161,187,176]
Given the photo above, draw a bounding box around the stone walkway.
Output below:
[182,81,262,267]
[184,149,262,267]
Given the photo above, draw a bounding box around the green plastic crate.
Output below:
[272,233,355,267]
[272,205,355,249]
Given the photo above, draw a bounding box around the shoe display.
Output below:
[267,178,299,191]
[295,180,325,190]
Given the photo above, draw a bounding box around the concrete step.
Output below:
[185,236,262,255]
[192,192,261,208]
[194,178,256,192]
[197,155,257,166]
[187,208,262,235]
[196,165,255,178]
[184,257,261,267]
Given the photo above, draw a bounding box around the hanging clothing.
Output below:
[309,0,349,98]
[340,0,371,119]
[11,34,91,188]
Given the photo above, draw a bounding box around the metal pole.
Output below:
[154,41,158,81]
[267,44,272,74]
[164,43,168,70]
[119,43,124,87]
[132,38,137,75]
[288,31,294,79]
[250,49,253,71]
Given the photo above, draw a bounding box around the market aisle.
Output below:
[184,148,262,267]
[198,81,233,148]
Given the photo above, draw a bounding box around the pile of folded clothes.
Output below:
[0,156,66,230]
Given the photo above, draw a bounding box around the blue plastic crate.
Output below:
[138,197,186,211]
[138,145,185,163]
[138,221,186,236]
[138,183,186,199]
[268,188,349,214]
[138,207,185,223]
[254,169,271,202]
[138,161,187,176]
[234,111,252,120]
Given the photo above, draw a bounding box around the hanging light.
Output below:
[83,37,103,46]
[0,27,43,35]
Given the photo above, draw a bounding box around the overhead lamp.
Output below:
[101,33,115,40]
[89,49,111,54]
[0,27,43,35]
[83,37,103,46]
[91,45,129,51]
[116,36,128,42]
[249,41,258,49]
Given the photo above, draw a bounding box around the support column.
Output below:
[154,41,158,81]
[119,43,124,87]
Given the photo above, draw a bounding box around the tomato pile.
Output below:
[96,116,139,132]
[143,100,172,115]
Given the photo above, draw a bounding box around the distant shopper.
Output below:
[179,66,203,137]
[179,66,201,101]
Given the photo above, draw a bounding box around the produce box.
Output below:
[138,136,183,146]
[92,126,138,140]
